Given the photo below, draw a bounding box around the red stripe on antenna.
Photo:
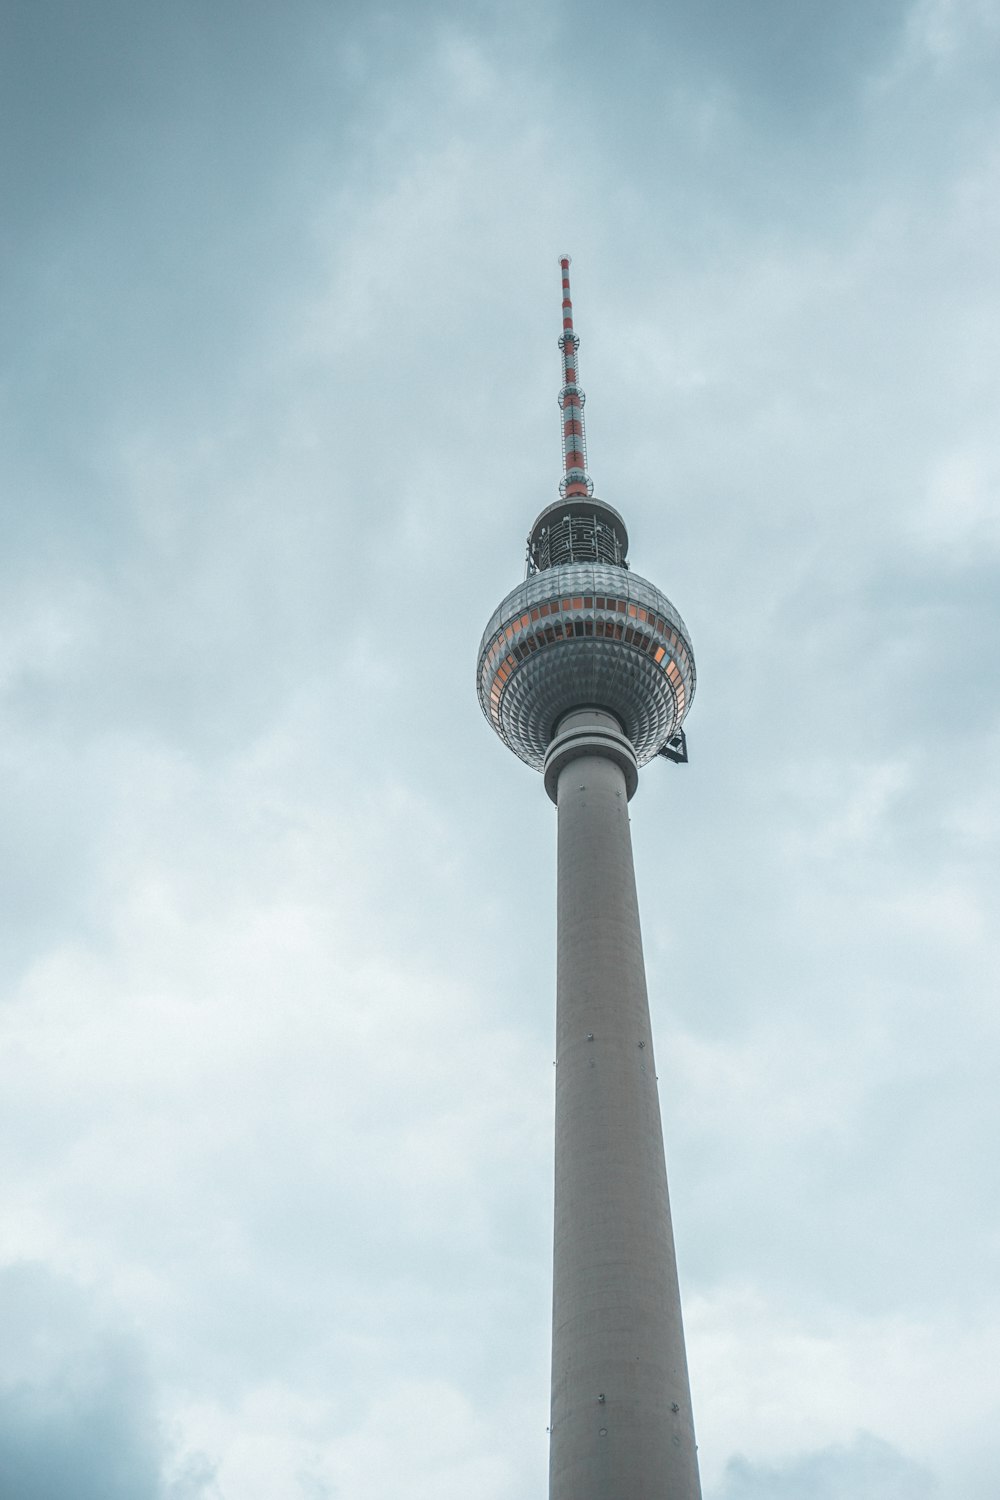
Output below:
[556,256,593,499]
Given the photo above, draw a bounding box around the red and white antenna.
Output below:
[558,255,594,499]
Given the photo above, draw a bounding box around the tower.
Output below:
[476,259,701,1499]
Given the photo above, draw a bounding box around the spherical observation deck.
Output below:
[477,528,696,773]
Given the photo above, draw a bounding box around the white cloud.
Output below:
[912,444,1000,560]
[691,1286,999,1498]
[902,0,1000,65]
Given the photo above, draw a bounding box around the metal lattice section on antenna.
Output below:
[527,498,629,574]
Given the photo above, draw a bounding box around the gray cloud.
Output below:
[0,1264,217,1500]
[576,0,914,119]
[714,1432,938,1499]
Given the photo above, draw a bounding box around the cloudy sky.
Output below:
[2,1,999,1496]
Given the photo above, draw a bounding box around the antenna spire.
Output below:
[558,255,594,499]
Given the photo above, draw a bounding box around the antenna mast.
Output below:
[558,256,594,499]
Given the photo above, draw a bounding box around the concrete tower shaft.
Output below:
[547,711,701,1500]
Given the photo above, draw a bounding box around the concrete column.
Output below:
[546,709,701,1500]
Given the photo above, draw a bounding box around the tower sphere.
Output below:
[476,503,696,776]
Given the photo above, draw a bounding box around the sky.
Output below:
[1,0,999,1496]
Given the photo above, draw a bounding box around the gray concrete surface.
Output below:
[548,709,701,1500]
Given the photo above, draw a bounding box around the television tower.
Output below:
[476,258,701,1500]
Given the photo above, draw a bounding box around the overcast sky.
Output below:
[2,1,999,1497]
